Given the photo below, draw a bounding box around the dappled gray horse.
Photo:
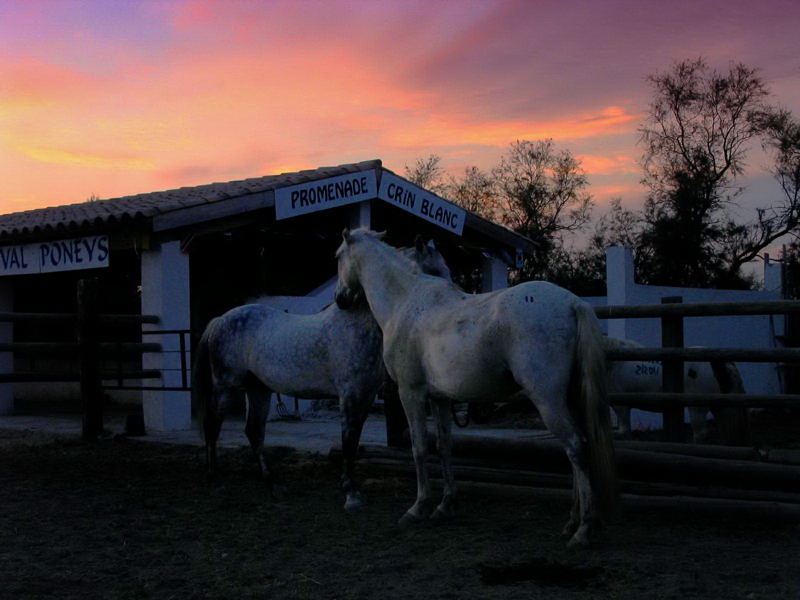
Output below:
[193,237,450,510]
[334,228,618,547]
[605,336,747,443]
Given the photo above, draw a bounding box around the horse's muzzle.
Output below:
[334,286,355,309]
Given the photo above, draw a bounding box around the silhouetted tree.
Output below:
[403,154,448,196]
[492,139,593,280]
[637,58,787,287]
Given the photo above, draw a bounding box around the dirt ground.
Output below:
[1,427,798,600]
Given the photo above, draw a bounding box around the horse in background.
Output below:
[605,336,748,443]
[334,228,618,548]
[192,236,451,511]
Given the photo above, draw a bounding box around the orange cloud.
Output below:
[15,145,154,170]
[383,106,642,149]
[577,153,639,176]
[0,58,95,108]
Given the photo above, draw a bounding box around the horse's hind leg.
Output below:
[429,396,456,520]
[244,376,273,483]
[204,384,237,483]
[518,373,596,547]
[540,400,596,547]
[339,391,375,511]
[398,387,432,526]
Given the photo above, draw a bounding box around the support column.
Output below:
[141,240,191,432]
[481,255,508,291]
[0,279,14,415]
[349,200,372,230]
[606,245,634,340]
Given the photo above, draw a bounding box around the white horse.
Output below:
[605,337,747,443]
[193,237,451,511]
[334,228,618,547]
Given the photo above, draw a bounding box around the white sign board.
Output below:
[0,235,110,276]
[275,171,377,220]
[378,172,465,235]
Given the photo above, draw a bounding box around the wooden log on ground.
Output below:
[389,432,800,492]
[764,449,800,466]
[349,447,800,507]
[615,440,763,461]
[454,480,800,520]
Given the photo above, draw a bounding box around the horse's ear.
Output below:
[427,239,437,250]
[342,228,351,243]
[414,235,425,252]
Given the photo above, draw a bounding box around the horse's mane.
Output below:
[396,246,425,275]
[339,228,423,275]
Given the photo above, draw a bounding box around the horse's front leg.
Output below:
[398,386,431,526]
[244,379,273,484]
[429,397,456,521]
[339,391,374,511]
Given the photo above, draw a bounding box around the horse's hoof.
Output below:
[566,534,590,549]
[561,519,578,538]
[430,507,455,522]
[566,524,591,549]
[398,511,426,527]
[344,493,365,512]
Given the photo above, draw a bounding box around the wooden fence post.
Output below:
[661,296,685,442]
[78,278,102,441]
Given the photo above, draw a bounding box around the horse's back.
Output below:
[205,302,383,398]
[391,280,590,401]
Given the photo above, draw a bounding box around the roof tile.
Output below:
[0,160,381,240]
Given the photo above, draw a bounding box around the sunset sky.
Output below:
[1,0,799,227]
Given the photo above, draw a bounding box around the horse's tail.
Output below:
[710,360,750,444]
[192,322,214,443]
[574,302,620,519]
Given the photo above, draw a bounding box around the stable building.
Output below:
[0,159,534,432]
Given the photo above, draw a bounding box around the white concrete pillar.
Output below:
[481,255,508,291]
[605,245,634,340]
[349,200,372,230]
[0,279,13,415]
[141,240,191,432]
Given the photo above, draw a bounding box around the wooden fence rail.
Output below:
[596,297,800,442]
[608,393,800,409]
[596,299,800,319]
[0,278,163,440]
[606,347,800,363]
[0,312,159,324]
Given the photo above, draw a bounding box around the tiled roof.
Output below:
[0,160,381,241]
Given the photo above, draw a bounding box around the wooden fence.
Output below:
[598,296,800,442]
[383,297,800,446]
[0,279,165,440]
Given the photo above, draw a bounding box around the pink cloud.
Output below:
[0,0,798,214]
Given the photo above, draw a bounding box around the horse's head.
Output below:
[411,235,452,282]
[334,228,385,309]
